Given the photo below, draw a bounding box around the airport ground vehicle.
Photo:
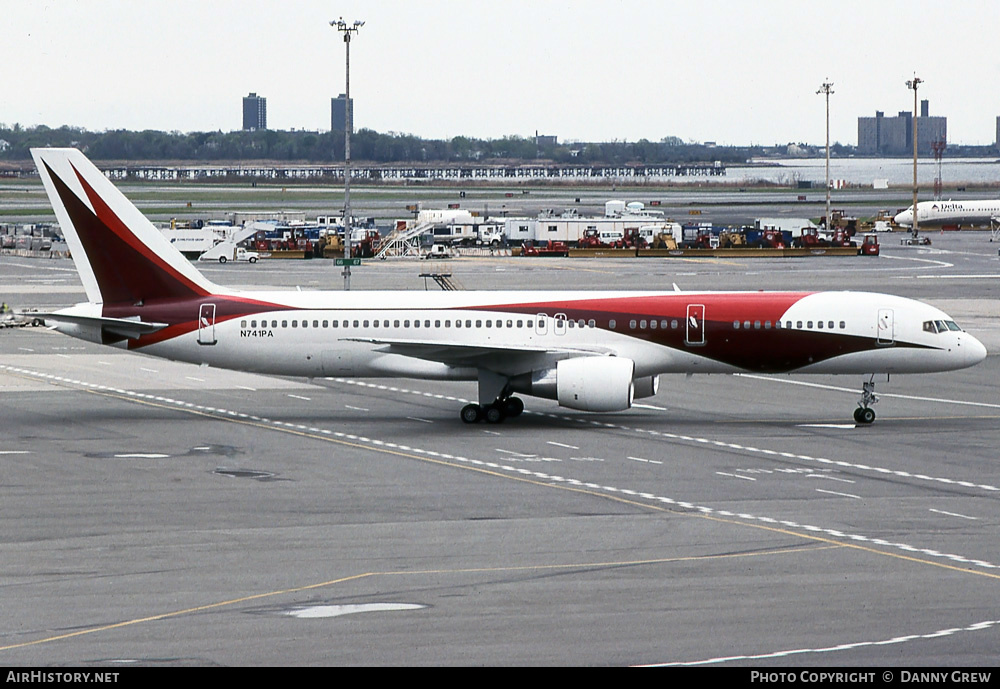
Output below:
[31,148,987,425]
[520,240,569,257]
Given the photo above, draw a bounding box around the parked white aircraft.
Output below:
[894,200,1000,228]
[32,148,987,425]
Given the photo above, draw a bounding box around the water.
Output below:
[736,157,1000,187]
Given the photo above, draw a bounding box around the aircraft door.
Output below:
[554,313,568,336]
[535,313,548,336]
[198,303,217,345]
[685,304,706,346]
[877,308,894,345]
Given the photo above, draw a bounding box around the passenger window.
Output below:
[282,320,288,328]
[609,319,616,329]
[436,320,441,328]
[630,320,637,329]
[754,321,761,329]
[313,320,319,328]
[404,320,410,327]
[517,320,523,328]
[475,320,482,328]
[588,319,595,327]
[817,321,823,329]
[394,320,400,328]
[414,320,420,328]
[765,321,771,329]
[302,320,308,328]
[744,321,751,329]
[839,321,845,329]
[639,320,647,329]
[508,320,514,328]
[372,320,379,328]
[322,320,328,328]
[424,320,430,328]
[671,320,678,329]
[292,320,298,328]
[650,320,657,329]
[363,320,369,328]
[796,321,802,329]
[241,320,247,328]
[734,321,740,329]
[466,320,472,328]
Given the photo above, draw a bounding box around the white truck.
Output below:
[198,244,259,264]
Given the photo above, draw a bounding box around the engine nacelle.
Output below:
[633,375,659,400]
[511,356,635,412]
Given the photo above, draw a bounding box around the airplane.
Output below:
[31,148,987,425]
[894,200,1000,229]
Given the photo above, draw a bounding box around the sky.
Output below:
[6,0,1000,146]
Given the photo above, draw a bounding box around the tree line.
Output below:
[0,124,772,165]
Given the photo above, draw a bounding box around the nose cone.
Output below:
[961,333,988,368]
[894,210,912,226]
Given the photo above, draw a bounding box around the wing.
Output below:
[342,336,614,374]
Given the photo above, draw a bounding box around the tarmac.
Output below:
[1,232,999,666]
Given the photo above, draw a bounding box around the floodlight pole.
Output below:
[332,17,364,290]
[906,75,923,241]
[817,80,834,233]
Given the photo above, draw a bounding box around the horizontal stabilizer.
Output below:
[41,313,169,340]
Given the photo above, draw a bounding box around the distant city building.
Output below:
[535,131,558,147]
[243,93,267,131]
[858,100,946,155]
[331,94,353,133]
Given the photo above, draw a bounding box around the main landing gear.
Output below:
[461,396,525,424]
[461,369,524,424]
[853,375,878,425]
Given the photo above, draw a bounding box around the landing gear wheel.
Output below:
[484,405,505,424]
[503,397,524,417]
[854,407,876,425]
[461,404,482,424]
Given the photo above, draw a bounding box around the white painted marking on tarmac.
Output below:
[496,449,533,457]
[0,450,31,455]
[185,376,206,382]
[285,603,425,619]
[717,472,756,481]
[5,366,998,574]
[114,453,170,459]
[17,348,34,352]
[628,456,662,465]
[406,417,434,424]
[235,385,257,391]
[287,394,311,401]
[798,423,856,429]
[929,508,978,521]
[547,441,579,449]
[815,488,861,499]
[808,474,855,484]
[345,405,369,411]
[737,373,1000,410]
[139,367,159,373]
[645,619,1000,666]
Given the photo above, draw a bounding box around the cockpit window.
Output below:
[924,320,964,334]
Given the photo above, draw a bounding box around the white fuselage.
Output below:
[895,200,1000,227]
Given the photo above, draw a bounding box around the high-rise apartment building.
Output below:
[243,93,267,131]
[331,94,353,133]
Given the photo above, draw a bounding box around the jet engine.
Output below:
[510,356,635,412]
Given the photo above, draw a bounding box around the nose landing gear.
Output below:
[854,376,878,425]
